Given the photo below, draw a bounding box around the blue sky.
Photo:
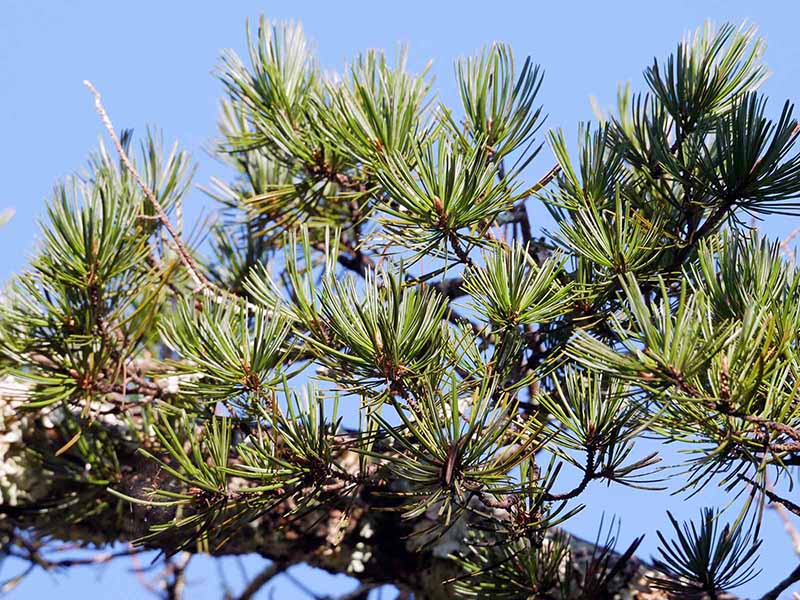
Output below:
[2,1,800,598]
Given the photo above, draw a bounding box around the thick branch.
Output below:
[0,389,728,600]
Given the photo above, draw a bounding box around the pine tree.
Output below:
[2,17,800,600]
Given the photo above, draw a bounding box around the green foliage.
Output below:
[232,382,344,498]
[368,376,541,527]
[220,18,320,163]
[650,509,762,598]
[568,275,726,387]
[453,519,644,599]
[314,268,450,392]
[695,92,800,215]
[644,22,768,127]
[376,135,516,260]
[8,16,800,599]
[538,369,661,489]
[109,413,246,553]
[317,48,434,167]
[1,132,190,409]
[691,231,795,320]
[451,43,544,175]
[548,128,668,275]
[463,242,571,328]
[453,534,573,599]
[159,299,291,404]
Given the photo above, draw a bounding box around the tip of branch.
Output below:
[83,80,100,99]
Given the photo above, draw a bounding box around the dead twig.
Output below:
[84,80,208,292]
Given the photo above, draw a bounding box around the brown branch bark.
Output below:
[0,383,729,600]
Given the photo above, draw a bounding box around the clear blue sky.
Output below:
[2,1,800,598]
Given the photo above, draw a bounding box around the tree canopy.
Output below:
[2,17,800,600]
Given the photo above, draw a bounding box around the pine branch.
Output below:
[5,18,798,600]
[0,380,732,600]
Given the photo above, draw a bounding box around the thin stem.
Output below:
[781,224,800,256]
[768,480,800,556]
[543,446,598,501]
[164,553,191,600]
[237,562,287,600]
[83,80,207,292]
[760,562,800,600]
[448,230,474,267]
[511,164,560,263]
[323,584,378,600]
[84,80,265,313]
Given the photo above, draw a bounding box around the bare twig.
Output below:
[756,481,800,518]
[543,446,601,501]
[782,225,800,256]
[164,553,191,600]
[323,583,378,600]
[129,545,162,598]
[761,562,800,600]
[448,232,474,266]
[521,163,561,198]
[6,534,141,571]
[768,480,800,556]
[509,164,560,263]
[84,80,208,292]
[84,80,268,314]
[237,562,287,600]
